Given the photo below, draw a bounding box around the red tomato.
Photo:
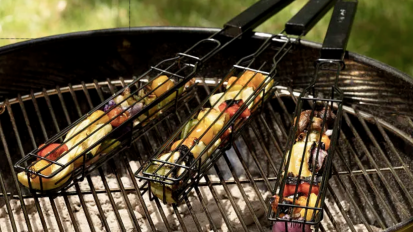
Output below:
[37,143,68,161]
[218,100,250,119]
[283,183,319,197]
[299,182,319,196]
[108,107,130,127]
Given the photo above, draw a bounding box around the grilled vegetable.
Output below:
[197,108,229,135]
[17,153,74,191]
[145,70,271,204]
[283,183,319,197]
[107,107,130,127]
[286,135,328,178]
[271,193,320,222]
[148,139,221,204]
[151,75,174,98]
[272,221,311,232]
[181,119,199,139]
[300,193,320,221]
[218,100,251,118]
[18,74,197,192]
[37,143,68,161]
[188,121,214,145]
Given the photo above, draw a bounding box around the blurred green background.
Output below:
[1,0,412,76]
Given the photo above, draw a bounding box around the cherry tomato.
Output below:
[38,143,68,161]
[108,107,130,127]
[299,182,319,196]
[189,123,214,145]
[218,100,251,118]
[283,183,319,197]
[221,128,232,140]
[151,75,174,98]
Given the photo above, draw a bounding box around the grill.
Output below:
[0,4,413,232]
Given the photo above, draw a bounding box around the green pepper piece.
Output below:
[181,119,198,139]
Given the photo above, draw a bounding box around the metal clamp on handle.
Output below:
[320,0,358,61]
[223,0,294,37]
[285,0,336,36]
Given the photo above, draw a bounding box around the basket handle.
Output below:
[223,0,294,37]
[285,0,336,36]
[320,0,358,60]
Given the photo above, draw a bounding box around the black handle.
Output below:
[285,0,336,36]
[223,0,294,37]
[320,0,358,60]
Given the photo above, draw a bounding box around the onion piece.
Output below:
[272,221,311,232]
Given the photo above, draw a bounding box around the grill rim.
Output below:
[0,26,412,87]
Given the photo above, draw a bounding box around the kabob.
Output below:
[269,1,357,231]
[270,106,335,232]
[141,70,274,204]
[17,75,194,191]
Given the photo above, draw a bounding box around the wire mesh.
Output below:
[12,30,241,193]
[135,34,295,204]
[268,60,344,231]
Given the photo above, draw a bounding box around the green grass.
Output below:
[1,0,413,76]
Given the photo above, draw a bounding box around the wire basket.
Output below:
[12,0,301,193]
[13,34,230,193]
[268,0,357,229]
[135,34,295,204]
[268,60,344,231]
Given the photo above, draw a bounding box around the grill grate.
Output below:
[0,75,411,231]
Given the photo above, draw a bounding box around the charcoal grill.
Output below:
[0,11,413,232]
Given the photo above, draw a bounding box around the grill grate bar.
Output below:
[354,110,413,207]
[74,183,97,232]
[18,92,65,232]
[250,119,280,173]
[32,89,81,232]
[0,119,33,232]
[342,112,410,220]
[232,142,269,215]
[240,133,273,190]
[123,154,158,232]
[184,195,203,231]
[109,161,142,232]
[58,83,100,232]
[173,204,188,232]
[8,98,50,231]
[212,163,250,231]
[46,86,98,231]
[194,186,218,232]
[98,80,138,232]
[86,176,112,232]
[67,82,121,231]
[335,146,388,229]
[98,168,127,231]
[0,172,17,232]
[336,166,408,176]
[202,175,235,232]
[325,184,358,232]
[222,152,265,231]
[374,117,413,182]
[62,191,80,232]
